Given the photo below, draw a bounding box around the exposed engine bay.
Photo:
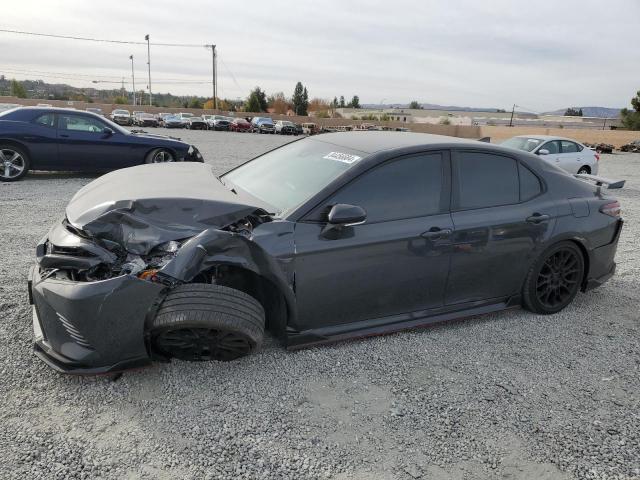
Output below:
[39,212,269,284]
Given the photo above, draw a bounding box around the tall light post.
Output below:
[129,55,136,106]
[206,44,217,109]
[145,34,152,106]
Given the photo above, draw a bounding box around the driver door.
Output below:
[57,113,132,171]
[293,152,453,332]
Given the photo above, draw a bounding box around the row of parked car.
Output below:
[107,110,307,135]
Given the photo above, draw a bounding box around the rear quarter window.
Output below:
[453,151,519,209]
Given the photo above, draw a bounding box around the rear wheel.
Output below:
[522,242,585,314]
[145,148,175,164]
[0,145,30,182]
[150,284,265,362]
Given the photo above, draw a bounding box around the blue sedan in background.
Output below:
[0,107,203,181]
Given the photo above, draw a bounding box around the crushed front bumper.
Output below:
[28,265,165,374]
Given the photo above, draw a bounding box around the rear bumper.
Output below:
[583,219,623,292]
[28,264,164,375]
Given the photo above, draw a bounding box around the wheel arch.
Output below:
[193,265,290,338]
[0,138,32,159]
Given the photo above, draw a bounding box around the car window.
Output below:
[59,114,108,133]
[541,141,560,154]
[560,141,580,153]
[454,152,519,209]
[519,163,542,201]
[33,113,55,128]
[318,153,444,224]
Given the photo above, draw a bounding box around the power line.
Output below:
[2,67,212,84]
[0,28,205,47]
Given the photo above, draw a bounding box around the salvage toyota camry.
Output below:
[28,132,624,374]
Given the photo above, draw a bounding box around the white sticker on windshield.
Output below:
[323,152,362,164]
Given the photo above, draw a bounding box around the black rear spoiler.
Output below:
[575,173,625,189]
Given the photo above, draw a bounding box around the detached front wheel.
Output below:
[150,284,265,362]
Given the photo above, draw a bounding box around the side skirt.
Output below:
[285,296,521,350]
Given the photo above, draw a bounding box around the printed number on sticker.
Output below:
[323,152,362,164]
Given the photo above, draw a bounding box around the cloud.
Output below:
[1,0,638,110]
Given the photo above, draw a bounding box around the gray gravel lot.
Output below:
[1,129,639,480]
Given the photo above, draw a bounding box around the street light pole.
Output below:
[129,55,135,106]
[145,34,152,106]
[207,44,217,110]
[509,103,516,127]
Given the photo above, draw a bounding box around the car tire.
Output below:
[145,148,175,164]
[522,241,585,315]
[150,283,265,362]
[577,166,591,174]
[0,144,30,182]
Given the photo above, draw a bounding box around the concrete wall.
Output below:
[1,96,637,147]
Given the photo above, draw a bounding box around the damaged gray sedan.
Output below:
[28,132,623,374]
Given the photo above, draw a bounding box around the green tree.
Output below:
[113,96,128,104]
[188,97,203,109]
[339,95,345,108]
[347,95,360,109]
[10,79,27,98]
[245,86,268,112]
[564,107,583,116]
[409,100,422,109]
[292,82,309,115]
[332,97,338,109]
[621,89,640,130]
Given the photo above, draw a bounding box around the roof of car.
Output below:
[512,134,581,142]
[310,131,484,154]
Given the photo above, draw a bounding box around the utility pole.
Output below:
[603,118,607,130]
[129,55,135,106]
[145,34,152,106]
[509,104,516,127]
[206,44,217,110]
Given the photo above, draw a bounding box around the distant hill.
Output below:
[362,103,622,118]
[544,107,621,118]
[362,103,503,112]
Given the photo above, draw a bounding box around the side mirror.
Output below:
[328,204,366,226]
[103,127,114,137]
[538,149,549,156]
[321,204,366,238]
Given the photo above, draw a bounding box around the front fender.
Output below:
[159,227,296,319]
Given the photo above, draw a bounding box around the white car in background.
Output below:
[501,135,599,175]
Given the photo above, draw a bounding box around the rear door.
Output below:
[294,151,453,331]
[57,113,134,170]
[445,150,555,305]
[559,140,582,174]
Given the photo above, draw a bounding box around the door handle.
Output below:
[421,227,452,239]
[526,213,550,224]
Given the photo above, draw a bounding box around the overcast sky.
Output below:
[1,0,638,111]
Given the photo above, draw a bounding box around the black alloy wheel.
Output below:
[523,242,585,314]
[153,327,252,361]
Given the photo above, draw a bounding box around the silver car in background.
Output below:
[501,135,599,175]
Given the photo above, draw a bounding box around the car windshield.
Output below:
[222,139,368,215]
[113,110,129,115]
[501,137,543,152]
[191,117,203,121]
[181,113,193,118]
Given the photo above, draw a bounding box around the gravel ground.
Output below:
[0,130,639,480]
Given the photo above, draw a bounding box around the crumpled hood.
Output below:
[66,163,265,254]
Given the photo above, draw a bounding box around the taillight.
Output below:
[600,201,621,218]
[595,153,600,162]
